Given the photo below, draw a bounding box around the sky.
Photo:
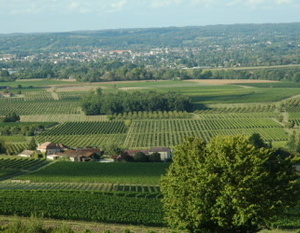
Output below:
[0,0,299,34]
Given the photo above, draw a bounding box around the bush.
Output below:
[148,152,161,162]
[133,152,148,162]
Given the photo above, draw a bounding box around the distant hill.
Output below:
[1,23,300,54]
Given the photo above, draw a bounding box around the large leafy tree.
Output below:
[160,135,299,233]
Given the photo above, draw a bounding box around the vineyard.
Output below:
[113,110,192,120]
[56,91,89,100]
[5,143,29,155]
[18,162,169,184]
[0,190,164,226]
[36,133,127,149]
[0,161,167,226]
[0,99,81,115]
[0,157,49,171]
[34,113,289,149]
[40,121,128,135]
[0,182,160,193]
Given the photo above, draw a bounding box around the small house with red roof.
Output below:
[59,148,103,162]
[37,142,66,155]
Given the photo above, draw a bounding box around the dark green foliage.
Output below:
[81,91,193,115]
[3,112,20,122]
[286,130,300,152]
[133,152,148,162]
[161,135,299,233]
[0,70,15,82]
[113,152,134,162]
[148,152,161,162]
[248,133,268,148]
[0,70,10,77]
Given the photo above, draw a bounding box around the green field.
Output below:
[18,162,169,184]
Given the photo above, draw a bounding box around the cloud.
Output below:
[190,0,215,5]
[227,0,294,8]
[111,0,127,9]
[275,0,293,3]
[244,0,267,7]
[150,0,183,8]
[108,0,127,12]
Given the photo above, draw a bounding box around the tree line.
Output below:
[81,89,193,115]
[4,59,300,83]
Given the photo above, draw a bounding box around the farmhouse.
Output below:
[59,148,103,162]
[37,142,66,155]
[18,150,38,158]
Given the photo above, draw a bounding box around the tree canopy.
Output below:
[2,112,20,123]
[81,90,193,115]
[160,135,299,233]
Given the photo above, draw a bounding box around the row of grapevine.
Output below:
[283,97,300,107]
[125,127,288,148]
[124,118,287,148]
[0,157,48,171]
[128,118,283,134]
[196,104,276,114]
[0,97,25,102]
[36,116,287,149]
[24,92,53,101]
[113,111,192,120]
[198,112,277,119]
[0,190,164,226]
[18,162,167,184]
[0,100,81,115]
[5,143,29,155]
[36,134,127,148]
[40,121,127,136]
[0,182,160,193]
